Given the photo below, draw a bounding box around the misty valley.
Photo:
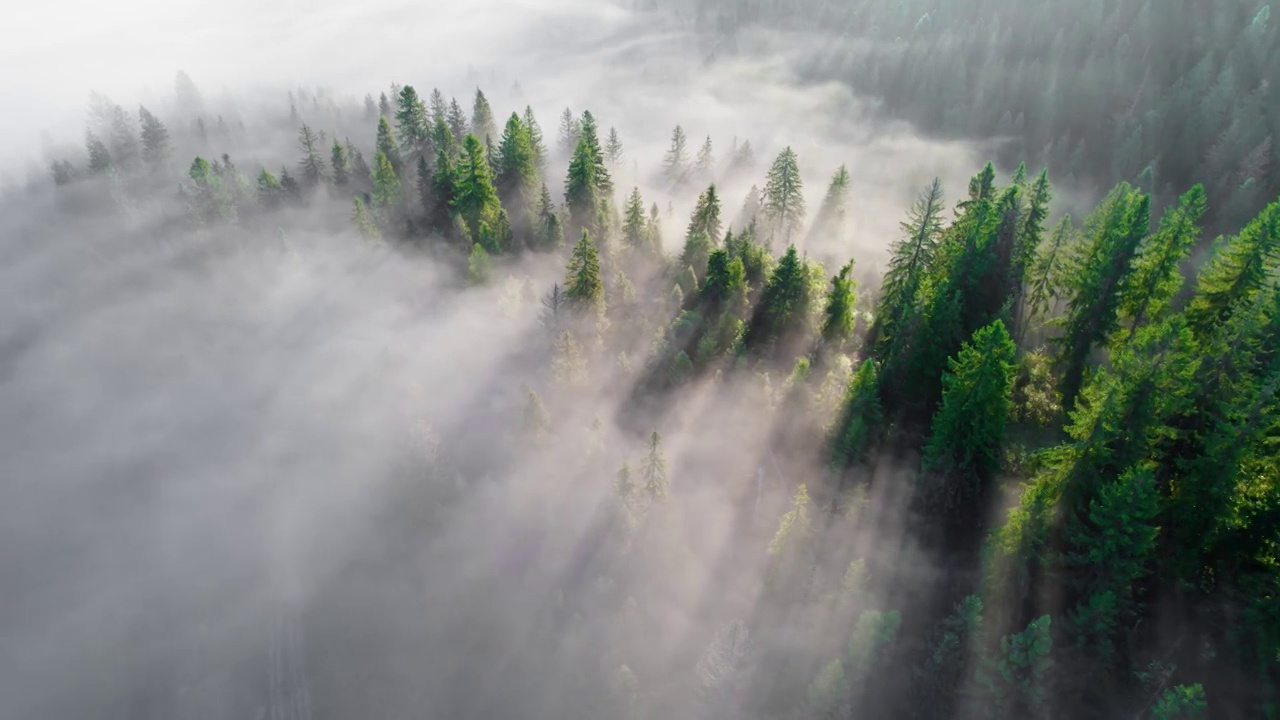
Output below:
[1,1,1278,719]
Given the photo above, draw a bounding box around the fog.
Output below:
[1,2,990,718]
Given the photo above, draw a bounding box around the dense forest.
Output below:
[2,2,1278,720]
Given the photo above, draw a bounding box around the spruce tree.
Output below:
[744,244,814,355]
[256,167,284,210]
[107,104,139,170]
[1185,198,1280,339]
[558,107,580,157]
[378,92,392,119]
[452,134,503,250]
[564,229,604,316]
[820,260,857,346]
[495,112,538,222]
[393,86,428,158]
[622,187,648,251]
[137,106,171,170]
[1118,185,1206,338]
[762,147,806,244]
[920,320,1017,518]
[870,178,945,358]
[371,149,400,208]
[85,131,112,174]
[811,164,852,241]
[679,185,722,277]
[524,105,548,173]
[640,431,668,501]
[375,116,402,172]
[605,127,624,167]
[534,183,564,250]
[832,360,884,466]
[1057,183,1150,409]
[663,125,690,187]
[330,139,350,187]
[471,88,497,149]
[694,135,715,179]
[446,98,468,145]
[1022,215,1076,343]
[352,197,381,241]
[563,111,610,239]
[430,143,457,233]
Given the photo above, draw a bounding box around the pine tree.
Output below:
[1118,185,1206,338]
[429,89,448,128]
[622,187,648,251]
[820,260,857,346]
[495,112,538,222]
[330,139,350,187]
[663,125,690,186]
[378,92,392,119]
[762,147,806,244]
[605,127,624,166]
[534,183,564,250]
[524,105,548,173]
[1058,183,1150,409]
[297,126,328,188]
[452,134,503,250]
[640,431,668,501]
[694,135,715,179]
[680,185,722,276]
[371,149,400,208]
[394,85,430,157]
[920,320,1017,517]
[471,88,497,149]
[558,107,580,157]
[832,359,884,465]
[744,245,815,355]
[1022,215,1076,343]
[375,116,402,172]
[137,106,171,170]
[430,143,457,233]
[256,167,284,210]
[352,197,381,241]
[699,248,747,315]
[564,229,604,316]
[467,243,491,284]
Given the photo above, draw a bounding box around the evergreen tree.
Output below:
[137,106,171,170]
[605,127,624,166]
[1057,183,1150,409]
[1118,185,1206,338]
[820,260,857,346]
[975,616,1054,719]
[640,431,668,501]
[352,197,380,241]
[375,116,402,172]
[870,178,945,357]
[762,147,806,244]
[524,105,548,173]
[394,85,430,157]
[85,130,112,174]
[330,139,350,187]
[107,104,139,170]
[744,244,815,355]
[256,167,284,210]
[622,187,648,251]
[534,183,564,250]
[1185,198,1280,339]
[471,88,497,149]
[363,93,377,121]
[564,229,604,316]
[832,359,884,466]
[563,111,611,239]
[467,243,491,284]
[811,164,852,241]
[446,98,468,146]
[920,320,1017,518]
[558,107,580,157]
[378,92,391,119]
[429,89,448,128]
[699,248,747,315]
[371,149,400,208]
[296,125,327,188]
[663,125,690,187]
[679,185,722,276]
[495,112,538,223]
[452,134,503,250]
[694,135,715,179]
[430,142,457,233]
[349,143,371,185]
[1022,215,1077,343]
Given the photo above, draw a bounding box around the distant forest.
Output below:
[16,3,1280,719]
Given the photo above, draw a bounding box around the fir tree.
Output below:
[256,167,284,210]
[523,390,551,442]
[870,178,945,356]
[495,112,538,223]
[744,244,815,355]
[564,229,605,316]
[371,149,400,208]
[811,164,852,242]
[524,105,548,173]
[330,139,350,187]
[452,134,503,250]
[622,187,648,251]
[107,104,139,170]
[375,116,402,172]
[378,92,392,119]
[558,107,580,157]
[394,85,430,157]
[137,106,171,170]
[640,431,668,501]
[832,360,884,465]
[430,143,457,233]
[920,320,1017,518]
[605,127,624,166]
[85,130,112,174]
[349,143,371,186]
[1118,185,1206,338]
[1022,215,1077,343]
[471,88,497,149]
[446,98,468,146]
[352,197,380,241]
[762,147,806,244]
[563,111,611,239]
[820,260,858,346]
[694,135,715,179]
[679,185,722,277]
[663,125,690,187]
[534,183,564,250]
[1185,198,1280,339]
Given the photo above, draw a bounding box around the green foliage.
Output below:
[394,85,429,156]
[552,330,586,386]
[564,110,611,238]
[495,112,538,218]
[914,595,983,720]
[534,184,564,250]
[762,147,805,243]
[820,260,857,346]
[1118,185,1205,337]
[375,115,402,171]
[1010,350,1061,428]
[921,320,1017,516]
[622,187,648,252]
[1186,199,1280,339]
[832,360,883,466]
[1150,684,1208,719]
[330,139,350,187]
[663,125,690,186]
[371,149,400,208]
[871,178,944,363]
[452,135,504,250]
[256,167,284,210]
[564,230,605,317]
[351,197,380,241]
[975,615,1053,719]
[467,243,491,284]
[137,106,171,169]
[811,164,852,241]
[471,88,497,148]
[744,245,817,356]
[523,105,547,173]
